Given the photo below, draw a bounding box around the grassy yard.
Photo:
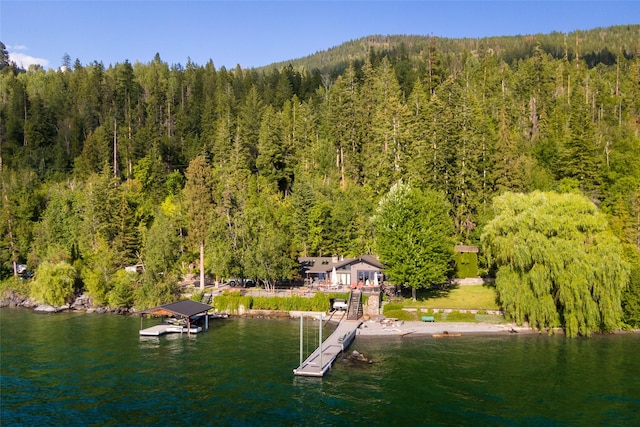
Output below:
[382,284,504,323]
[397,284,500,311]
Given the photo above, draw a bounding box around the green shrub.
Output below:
[214,292,337,313]
[454,252,479,278]
[133,273,180,310]
[213,293,255,313]
[239,295,253,310]
[190,290,205,302]
[622,255,640,328]
[310,293,331,311]
[82,267,110,305]
[213,291,370,314]
[251,296,273,310]
[107,270,136,308]
[212,294,235,312]
[0,276,30,295]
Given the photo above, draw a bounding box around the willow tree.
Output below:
[31,261,78,306]
[373,182,454,300]
[481,191,629,337]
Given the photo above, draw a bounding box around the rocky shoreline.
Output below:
[355,318,639,337]
[356,318,536,337]
[0,290,534,336]
[4,291,636,337]
[0,290,134,314]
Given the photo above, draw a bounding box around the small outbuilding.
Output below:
[454,245,479,278]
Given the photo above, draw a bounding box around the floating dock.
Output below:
[139,324,203,336]
[293,319,362,377]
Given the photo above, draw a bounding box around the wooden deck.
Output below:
[293,319,362,377]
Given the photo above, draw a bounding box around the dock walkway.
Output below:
[293,319,362,377]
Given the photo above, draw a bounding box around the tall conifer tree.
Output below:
[184,156,215,290]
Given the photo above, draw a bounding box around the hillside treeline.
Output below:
[268,25,639,75]
[0,27,639,310]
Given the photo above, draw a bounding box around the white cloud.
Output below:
[9,52,50,69]
[7,45,28,51]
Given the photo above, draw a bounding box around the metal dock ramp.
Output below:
[293,319,362,377]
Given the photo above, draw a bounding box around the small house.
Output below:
[299,255,383,289]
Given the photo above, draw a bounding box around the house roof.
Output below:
[299,255,383,274]
[334,255,384,270]
[299,257,345,273]
[357,254,384,269]
[140,300,213,318]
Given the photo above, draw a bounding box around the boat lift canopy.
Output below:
[139,300,214,336]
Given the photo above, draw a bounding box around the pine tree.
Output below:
[493,104,533,193]
[285,96,316,179]
[405,78,430,186]
[363,58,411,195]
[0,42,11,70]
[256,105,287,193]
[0,168,41,277]
[327,64,362,187]
[557,80,602,195]
[427,78,458,195]
[235,85,263,173]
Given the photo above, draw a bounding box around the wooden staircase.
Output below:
[347,289,363,320]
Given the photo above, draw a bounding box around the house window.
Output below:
[357,271,375,283]
[356,270,381,285]
[338,273,350,286]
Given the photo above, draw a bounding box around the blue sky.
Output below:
[1,1,637,70]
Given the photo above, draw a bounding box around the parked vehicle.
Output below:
[227,278,255,288]
[333,300,348,311]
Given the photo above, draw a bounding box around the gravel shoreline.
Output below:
[355,319,536,337]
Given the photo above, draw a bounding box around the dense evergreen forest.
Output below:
[1,25,639,315]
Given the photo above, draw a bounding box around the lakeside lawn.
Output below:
[385,284,504,323]
[405,284,500,310]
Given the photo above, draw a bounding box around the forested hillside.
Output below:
[1,25,639,314]
[265,25,639,73]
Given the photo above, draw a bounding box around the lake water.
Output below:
[1,308,639,426]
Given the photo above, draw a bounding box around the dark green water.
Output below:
[1,308,639,426]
